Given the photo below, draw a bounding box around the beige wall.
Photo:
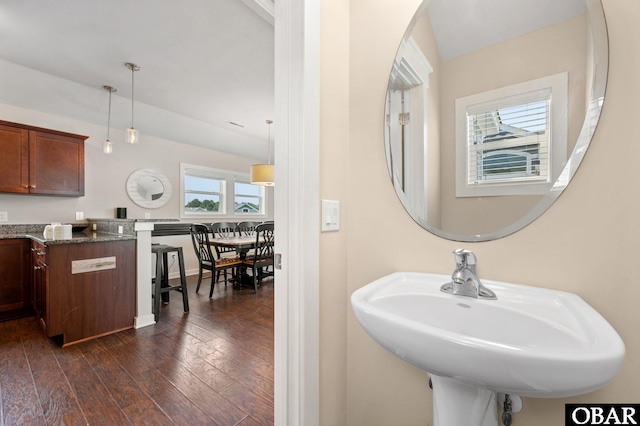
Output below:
[319,0,350,424]
[320,0,640,425]
[0,102,273,275]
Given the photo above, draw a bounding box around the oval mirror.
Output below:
[385,0,608,241]
[126,168,173,209]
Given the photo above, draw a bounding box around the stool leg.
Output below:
[161,253,170,304]
[177,248,189,313]
[154,252,163,322]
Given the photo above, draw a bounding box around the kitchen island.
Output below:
[1,225,137,346]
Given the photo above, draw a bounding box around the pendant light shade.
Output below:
[250,164,274,186]
[103,85,117,154]
[125,62,140,144]
[250,120,275,186]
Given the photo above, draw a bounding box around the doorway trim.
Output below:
[274,0,320,425]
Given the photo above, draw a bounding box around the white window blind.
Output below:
[455,72,568,197]
[466,89,551,185]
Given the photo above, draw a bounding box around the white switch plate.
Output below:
[321,199,340,232]
[75,211,84,220]
[0,211,7,222]
[144,212,151,219]
[118,225,123,234]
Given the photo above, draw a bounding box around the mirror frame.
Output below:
[126,168,173,209]
[385,0,609,242]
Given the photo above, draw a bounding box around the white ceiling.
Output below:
[0,0,587,160]
[0,0,274,160]
[427,0,586,61]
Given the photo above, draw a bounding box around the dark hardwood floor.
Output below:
[0,274,274,426]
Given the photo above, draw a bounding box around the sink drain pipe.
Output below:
[428,378,523,425]
[502,394,513,425]
[498,393,523,426]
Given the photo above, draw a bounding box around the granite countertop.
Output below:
[27,231,136,245]
[0,227,136,245]
[0,218,181,245]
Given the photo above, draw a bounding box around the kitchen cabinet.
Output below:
[0,239,32,321]
[0,120,87,196]
[33,239,136,346]
[31,240,48,331]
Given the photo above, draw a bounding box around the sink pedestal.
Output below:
[431,375,498,426]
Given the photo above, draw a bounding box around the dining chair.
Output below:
[242,222,274,293]
[190,223,241,297]
[210,222,239,283]
[236,221,261,237]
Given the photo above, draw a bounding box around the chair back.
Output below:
[210,222,236,239]
[253,222,274,259]
[210,222,237,258]
[190,223,215,266]
[237,221,261,237]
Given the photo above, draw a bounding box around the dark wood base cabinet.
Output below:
[0,239,32,321]
[32,240,136,346]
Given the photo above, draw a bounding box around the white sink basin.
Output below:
[351,272,624,398]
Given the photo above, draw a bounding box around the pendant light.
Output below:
[250,119,275,186]
[125,62,140,144]
[103,85,117,154]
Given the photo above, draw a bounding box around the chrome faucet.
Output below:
[440,249,497,300]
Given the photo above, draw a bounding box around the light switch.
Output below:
[0,211,7,222]
[321,199,340,232]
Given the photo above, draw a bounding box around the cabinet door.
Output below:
[0,239,32,321]
[29,130,85,196]
[0,124,29,193]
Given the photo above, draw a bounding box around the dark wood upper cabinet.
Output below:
[0,123,29,194]
[0,120,87,197]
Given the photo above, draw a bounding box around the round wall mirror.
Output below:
[385,0,608,241]
[126,168,173,209]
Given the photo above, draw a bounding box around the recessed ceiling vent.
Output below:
[226,121,245,128]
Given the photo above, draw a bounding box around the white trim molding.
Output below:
[241,0,275,26]
[274,0,320,424]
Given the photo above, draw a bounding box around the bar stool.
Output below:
[151,244,189,322]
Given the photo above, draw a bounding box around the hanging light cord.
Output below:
[107,89,112,139]
[267,119,273,165]
[130,66,135,127]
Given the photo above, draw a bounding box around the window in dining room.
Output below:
[234,180,264,214]
[180,163,266,219]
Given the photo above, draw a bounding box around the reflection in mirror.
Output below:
[137,176,164,201]
[126,169,173,209]
[385,0,608,241]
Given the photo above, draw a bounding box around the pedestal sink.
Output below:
[351,272,625,426]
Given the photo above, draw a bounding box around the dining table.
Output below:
[209,236,265,289]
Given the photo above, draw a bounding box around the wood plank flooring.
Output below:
[0,274,274,426]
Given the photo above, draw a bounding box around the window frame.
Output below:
[455,72,568,197]
[180,163,267,219]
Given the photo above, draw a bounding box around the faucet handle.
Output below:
[453,248,477,266]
